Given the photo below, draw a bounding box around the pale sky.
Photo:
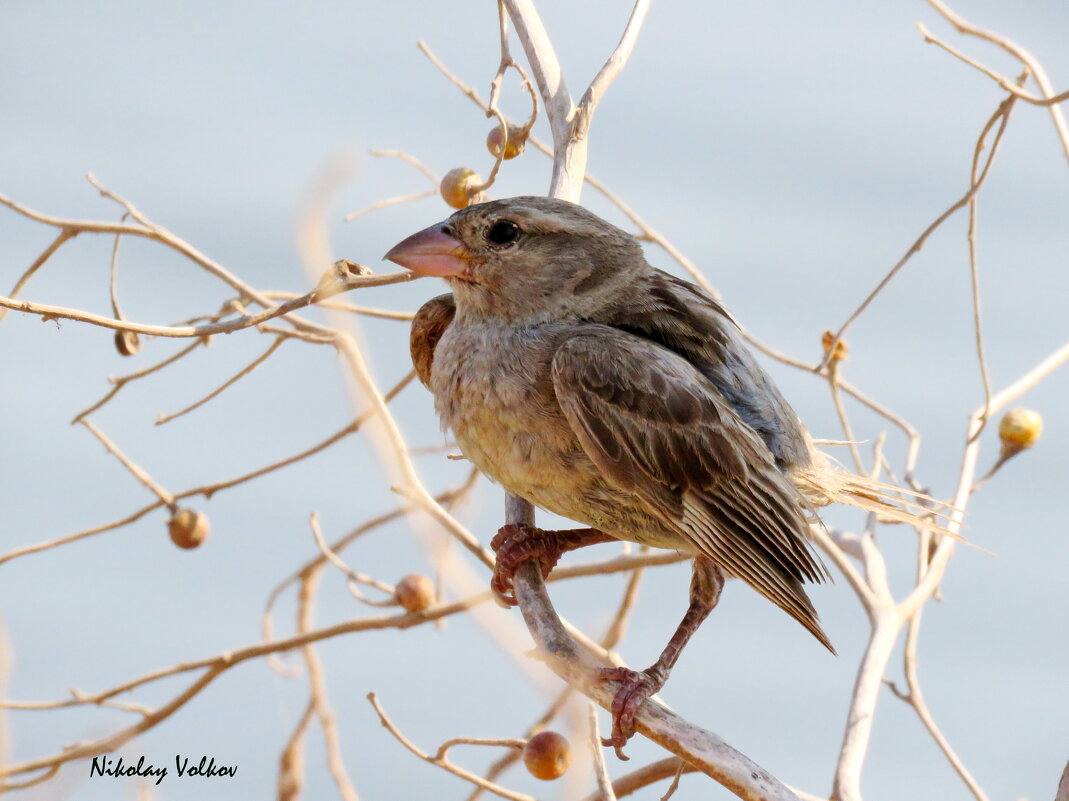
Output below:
[1,2,1067,800]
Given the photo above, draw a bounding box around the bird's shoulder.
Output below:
[410,293,456,388]
[594,270,810,469]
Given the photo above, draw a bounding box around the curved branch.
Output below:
[502,0,581,200]
[573,0,652,141]
[0,270,417,339]
[925,0,1069,162]
[512,561,800,801]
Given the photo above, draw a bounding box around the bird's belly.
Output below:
[431,326,681,549]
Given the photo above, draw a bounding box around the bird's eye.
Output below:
[486,219,522,246]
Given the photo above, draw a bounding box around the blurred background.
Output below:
[1,1,1067,799]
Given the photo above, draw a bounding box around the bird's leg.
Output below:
[490,523,615,606]
[599,555,725,759]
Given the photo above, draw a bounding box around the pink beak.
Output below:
[384,224,469,278]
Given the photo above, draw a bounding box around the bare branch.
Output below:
[278,700,315,801]
[925,0,1069,162]
[573,0,653,141]
[513,561,800,801]
[0,228,76,322]
[589,704,618,801]
[367,693,536,801]
[309,513,398,607]
[80,419,175,507]
[820,90,1018,371]
[917,23,1069,107]
[579,757,697,801]
[297,569,360,801]
[155,335,286,425]
[891,607,990,801]
[344,189,436,222]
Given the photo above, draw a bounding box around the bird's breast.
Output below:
[427,320,680,547]
[428,324,597,501]
[430,323,562,476]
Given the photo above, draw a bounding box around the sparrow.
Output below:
[386,196,941,754]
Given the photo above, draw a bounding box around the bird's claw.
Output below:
[490,523,561,607]
[598,665,666,759]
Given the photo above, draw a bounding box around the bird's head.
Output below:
[384,196,646,323]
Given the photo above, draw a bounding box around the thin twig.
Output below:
[925,0,1069,162]
[155,335,286,425]
[577,758,696,801]
[297,569,361,801]
[572,0,652,142]
[0,269,417,339]
[262,292,414,321]
[827,361,866,474]
[1,372,418,569]
[819,90,1018,371]
[917,23,1069,107]
[889,607,990,801]
[434,738,525,762]
[309,513,398,607]
[965,72,1030,431]
[589,704,618,801]
[344,189,437,223]
[107,216,130,320]
[73,338,207,422]
[367,693,536,801]
[0,228,76,322]
[278,699,315,801]
[80,419,175,507]
[368,149,440,183]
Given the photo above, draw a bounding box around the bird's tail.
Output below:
[790,451,965,542]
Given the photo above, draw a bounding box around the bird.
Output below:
[385,196,947,754]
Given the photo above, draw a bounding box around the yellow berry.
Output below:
[523,731,571,781]
[998,408,1042,451]
[821,330,848,361]
[486,124,527,160]
[395,573,435,613]
[440,168,483,210]
[167,508,210,550]
[114,330,141,357]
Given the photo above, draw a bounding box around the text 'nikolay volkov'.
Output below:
[89,755,237,785]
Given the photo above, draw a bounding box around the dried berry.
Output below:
[395,573,435,613]
[486,124,528,160]
[167,508,210,550]
[523,731,571,781]
[115,329,141,357]
[440,167,483,210]
[821,330,848,362]
[998,408,1042,457]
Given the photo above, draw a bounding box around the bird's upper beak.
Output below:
[383,224,470,278]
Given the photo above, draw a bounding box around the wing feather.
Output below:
[551,327,833,651]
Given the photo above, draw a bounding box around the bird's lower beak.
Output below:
[383,224,470,278]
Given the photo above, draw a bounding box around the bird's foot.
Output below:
[598,665,667,759]
[490,525,611,606]
[490,524,563,606]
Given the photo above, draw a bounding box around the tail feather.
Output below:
[791,463,967,543]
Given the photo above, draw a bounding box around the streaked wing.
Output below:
[551,326,833,651]
[600,270,810,470]
[410,293,455,387]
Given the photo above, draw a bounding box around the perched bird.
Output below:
[386,196,943,753]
